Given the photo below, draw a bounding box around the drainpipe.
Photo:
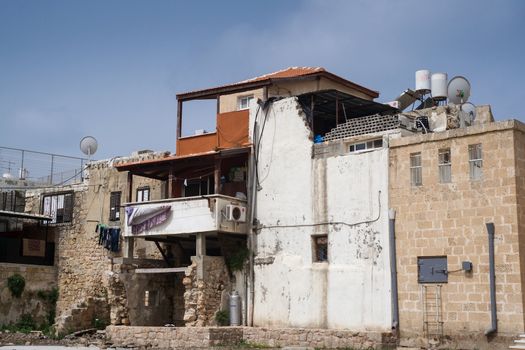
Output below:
[485,222,497,336]
[389,208,399,331]
[246,120,259,327]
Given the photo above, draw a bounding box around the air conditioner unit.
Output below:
[225,205,247,222]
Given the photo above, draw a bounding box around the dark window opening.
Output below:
[109,192,121,221]
[313,235,328,263]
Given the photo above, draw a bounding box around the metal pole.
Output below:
[485,222,497,336]
[389,208,400,331]
[50,155,54,184]
[20,150,25,180]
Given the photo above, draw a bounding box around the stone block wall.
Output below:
[0,263,57,325]
[106,325,394,349]
[183,256,230,326]
[389,120,525,346]
[24,154,166,334]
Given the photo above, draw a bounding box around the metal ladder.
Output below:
[423,284,444,342]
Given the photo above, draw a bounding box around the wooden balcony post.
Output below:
[177,100,183,140]
[127,172,133,202]
[214,158,221,194]
[168,167,174,199]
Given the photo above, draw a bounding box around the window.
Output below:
[42,192,73,224]
[136,187,150,202]
[238,95,254,110]
[418,256,448,283]
[349,139,383,153]
[438,149,451,183]
[469,144,482,180]
[410,152,422,186]
[312,235,328,262]
[144,290,159,307]
[109,192,121,221]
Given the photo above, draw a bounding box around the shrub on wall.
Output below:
[7,274,25,298]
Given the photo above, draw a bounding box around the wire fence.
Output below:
[0,146,89,187]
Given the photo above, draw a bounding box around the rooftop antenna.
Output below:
[80,136,98,162]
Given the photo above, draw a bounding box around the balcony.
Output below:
[176,110,250,157]
[123,194,248,238]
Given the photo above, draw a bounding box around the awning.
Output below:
[0,210,52,221]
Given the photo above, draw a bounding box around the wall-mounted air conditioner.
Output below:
[225,205,247,222]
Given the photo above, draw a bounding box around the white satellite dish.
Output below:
[80,136,98,161]
[448,76,471,104]
[462,102,476,121]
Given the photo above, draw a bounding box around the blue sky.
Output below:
[1,0,524,160]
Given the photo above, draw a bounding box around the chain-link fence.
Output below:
[0,146,89,187]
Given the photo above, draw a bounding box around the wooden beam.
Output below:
[168,167,174,199]
[214,158,221,194]
[127,172,133,202]
[177,99,183,140]
[135,267,187,274]
[154,241,172,267]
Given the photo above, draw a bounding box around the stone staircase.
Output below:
[509,334,525,349]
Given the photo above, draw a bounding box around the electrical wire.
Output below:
[256,191,382,231]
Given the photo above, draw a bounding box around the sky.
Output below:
[1,0,524,161]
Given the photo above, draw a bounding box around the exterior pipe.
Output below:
[246,120,259,327]
[389,208,400,331]
[485,222,497,336]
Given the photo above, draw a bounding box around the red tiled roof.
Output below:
[176,66,378,100]
[237,66,325,84]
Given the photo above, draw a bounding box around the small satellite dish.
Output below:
[80,136,98,159]
[462,102,476,121]
[448,76,471,104]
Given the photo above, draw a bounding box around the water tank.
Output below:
[431,73,448,101]
[229,291,241,326]
[415,70,431,93]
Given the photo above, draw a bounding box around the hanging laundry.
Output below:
[96,223,120,252]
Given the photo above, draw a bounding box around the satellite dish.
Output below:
[448,76,471,104]
[80,136,98,159]
[462,102,476,121]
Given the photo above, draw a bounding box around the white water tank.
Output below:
[415,70,431,93]
[431,73,448,101]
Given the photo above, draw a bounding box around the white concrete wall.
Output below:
[250,97,391,330]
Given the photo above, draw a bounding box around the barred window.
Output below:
[42,192,73,224]
[438,149,451,183]
[312,235,328,263]
[410,152,422,186]
[109,192,121,221]
[468,144,482,180]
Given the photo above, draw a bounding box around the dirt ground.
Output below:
[0,330,108,348]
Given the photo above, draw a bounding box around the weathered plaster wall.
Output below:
[250,97,391,330]
[0,263,57,325]
[389,120,525,347]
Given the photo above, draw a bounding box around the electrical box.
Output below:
[462,261,473,272]
[418,256,448,283]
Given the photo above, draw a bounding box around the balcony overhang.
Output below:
[115,146,250,180]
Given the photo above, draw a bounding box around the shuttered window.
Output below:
[42,192,74,224]
[109,192,121,221]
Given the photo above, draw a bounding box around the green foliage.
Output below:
[37,287,59,305]
[215,310,230,326]
[7,274,25,298]
[15,314,36,333]
[227,248,249,272]
[36,287,59,335]
[92,317,106,330]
